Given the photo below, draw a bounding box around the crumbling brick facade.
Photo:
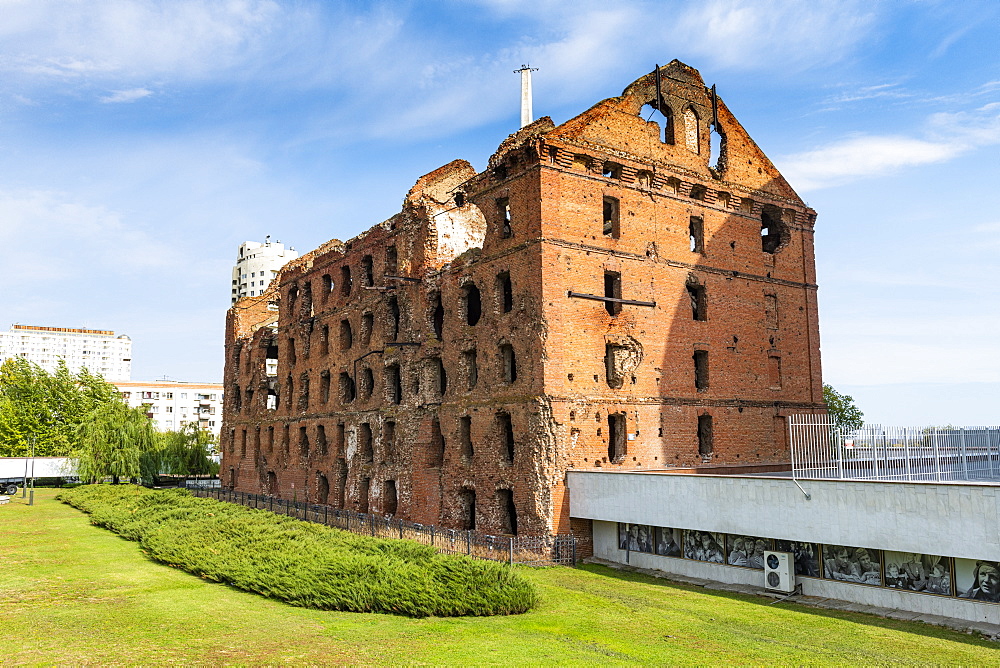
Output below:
[221,61,824,541]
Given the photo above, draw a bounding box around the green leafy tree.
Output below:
[0,358,120,456]
[76,401,158,485]
[823,383,864,433]
[156,423,220,477]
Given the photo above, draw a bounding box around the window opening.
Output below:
[689,184,707,201]
[498,412,514,463]
[340,319,353,350]
[608,412,626,462]
[463,349,478,389]
[463,283,482,326]
[602,161,622,179]
[689,216,704,253]
[361,367,374,399]
[388,296,400,342]
[687,277,707,321]
[498,272,513,313]
[710,124,726,172]
[299,426,309,458]
[358,477,370,514]
[384,421,396,461]
[340,266,352,296]
[383,480,398,516]
[361,255,374,287]
[459,488,476,530]
[761,206,785,254]
[698,414,714,457]
[321,274,333,297]
[460,415,473,458]
[336,423,346,456]
[684,107,700,153]
[430,417,444,467]
[339,372,356,403]
[320,324,330,356]
[603,196,620,237]
[386,364,402,404]
[320,370,330,403]
[694,350,709,391]
[298,372,309,411]
[232,382,242,412]
[454,192,465,207]
[267,425,275,453]
[283,424,290,456]
[498,489,518,535]
[497,198,512,238]
[317,424,328,456]
[288,337,296,366]
[361,312,374,345]
[604,271,622,316]
[335,459,347,508]
[501,344,517,383]
[385,246,398,276]
[360,423,373,463]
[431,292,444,339]
[317,474,329,505]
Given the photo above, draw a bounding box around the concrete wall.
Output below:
[569,470,1000,561]
[592,520,1000,625]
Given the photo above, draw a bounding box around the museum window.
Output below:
[608,413,626,463]
[497,272,513,313]
[768,355,782,390]
[698,414,714,457]
[459,415,473,459]
[385,363,402,405]
[689,216,704,253]
[387,296,400,342]
[320,324,330,356]
[340,265,352,296]
[498,489,518,535]
[361,255,374,287]
[360,423,373,463]
[459,488,476,530]
[385,245,398,276]
[603,196,620,238]
[765,293,779,330]
[340,319,353,350]
[694,350,709,391]
[383,480,398,516]
[498,412,514,463]
[462,283,482,326]
[317,424,328,456]
[687,278,707,321]
[299,426,309,458]
[358,477,370,514]
[429,417,445,468]
[497,197,512,238]
[462,348,478,390]
[339,372,356,404]
[501,343,517,383]
[604,271,622,316]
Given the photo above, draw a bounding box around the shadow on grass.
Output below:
[575,563,998,649]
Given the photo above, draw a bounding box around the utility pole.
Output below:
[514,64,539,128]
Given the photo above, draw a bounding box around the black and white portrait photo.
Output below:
[956,559,1000,603]
[618,523,653,553]
[775,540,821,578]
[823,545,881,586]
[727,535,770,569]
[883,551,951,594]
[684,530,725,563]
[654,526,681,557]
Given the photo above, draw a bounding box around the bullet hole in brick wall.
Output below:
[385,246,398,276]
[501,343,517,383]
[361,367,374,399]
[658,427,663,437]
[388,296,400,342]
[603,196,620,238]
[454,192,465,207]
[384,420,396,460]
[602,161,622,179]
[608,412,626,463]
[359,477,370,513]
[604,271,622,316]
[570,410,576,420]
[340,266,352,296]
[462,349,478,389]
[288,337,297,366]
[460,415,473,458]
[462,283,482,326]
[689,216,704,253]
[360,423,373,463]
[694,350,709,391]
[317,474,329,505]
[299,426,309,457]
[498,488,518,535]
[689,185,707,202]
[686,276,707,321]
[335,459,347,507]
[339,319,353,350]
[431,292,444,339]
[459,488,476,530]
[497,272,513,313]
[319,371,330,403]
[698,414,714,457]
[361,255,374,287]
[339,372,355,403]
[498,411,514,463]
[383,480,398,516]
[386,364,402,405]
[317,424,327,456]
[496,197,512,239]
[429,417,444,467]
[361,312,374,345]
[567,373,574,381]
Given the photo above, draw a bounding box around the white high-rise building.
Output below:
[232,237,297,303]
[115,381,224,437]
[0,325,132,381]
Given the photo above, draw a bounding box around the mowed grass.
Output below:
[2,489,998,665]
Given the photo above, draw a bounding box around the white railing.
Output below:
[789,414,1000,483]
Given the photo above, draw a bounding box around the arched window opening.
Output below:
[463,283,482,326]
[684,107,700,154]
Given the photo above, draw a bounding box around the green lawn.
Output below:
[1,489,997,665]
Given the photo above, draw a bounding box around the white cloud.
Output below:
[100,87,153,103]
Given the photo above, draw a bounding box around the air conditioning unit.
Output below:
[763,550,795,593]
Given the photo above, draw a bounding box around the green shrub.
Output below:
[59,485,536,617]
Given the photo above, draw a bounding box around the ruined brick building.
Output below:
[221,61,824,542]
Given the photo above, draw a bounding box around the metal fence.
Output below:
[184,486,576,566]
[789,414,1000,483]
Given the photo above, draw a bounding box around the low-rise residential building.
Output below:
[115,381,224,438]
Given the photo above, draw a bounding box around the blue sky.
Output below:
[0,0,997,425]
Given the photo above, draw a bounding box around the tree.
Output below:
[823,383,864,433]
[0,358,120,457]
[156,422,220,477]
[75,401,158,485]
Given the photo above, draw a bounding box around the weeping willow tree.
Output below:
[157,422,219,477]
[76,401,157,485]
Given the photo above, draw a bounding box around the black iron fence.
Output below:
[184,485,576,566]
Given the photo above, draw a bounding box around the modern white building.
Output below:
[0,325,132,381]
[115,381,224,438]
[232,237,297,303]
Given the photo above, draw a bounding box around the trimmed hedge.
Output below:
[59,485,536,617]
